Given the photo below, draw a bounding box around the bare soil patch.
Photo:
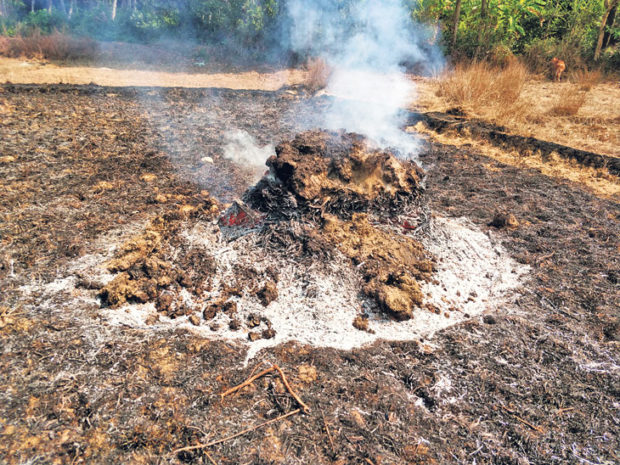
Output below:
[0,84,618,465]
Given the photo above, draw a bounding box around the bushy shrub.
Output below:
[600,46,620,73]
[0,16,18,36]
[38,32,98,60]
[1,32,97,60]
[488,44,516,68]
[524,37,590,75]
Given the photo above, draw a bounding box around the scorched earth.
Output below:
[0,84,618,465]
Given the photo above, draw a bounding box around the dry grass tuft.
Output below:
[304,57,331,92]
[549,70,599,117]
[549,89,587,116]
[0,32,97,61]
[437,60,528,123]
[570,69,602,92]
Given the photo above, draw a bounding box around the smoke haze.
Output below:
[222,129,275,181]
[286,0,443,157]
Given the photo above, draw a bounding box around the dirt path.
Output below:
[0,57,307,90]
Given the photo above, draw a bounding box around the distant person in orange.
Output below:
[550,57,566,82]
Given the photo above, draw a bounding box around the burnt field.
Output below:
[0,84,618,465]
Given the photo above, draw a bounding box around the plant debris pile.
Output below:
[245,130,435,320]
[98,130,436,323]
[249,130,426,219]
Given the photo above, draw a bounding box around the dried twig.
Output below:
[272,364,311,413]
[220,366,275,399]
[170,409,301,456]
[556,407,575,415]
[221,363,311,413]
[321,411,335,453]
[204,450,217,465]
[501,405,544,433]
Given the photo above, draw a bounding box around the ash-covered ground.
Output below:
[0,85,618,465]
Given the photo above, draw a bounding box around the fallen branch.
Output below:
[171,408,301,456]
[221,363,311,413]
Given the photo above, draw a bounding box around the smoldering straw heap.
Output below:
[99,130,435,324]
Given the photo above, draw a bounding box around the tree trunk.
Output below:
[111,0,118,20]
[604,5,617,48]
[476,0,489,57]
[59,0,66,15]
[48,0,52,14]
[0,0,4,17]
[68,0,75,18]
[452,0,463,49]
[31,0,35,13]
[595,0,619,60]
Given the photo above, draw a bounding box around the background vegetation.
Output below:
[0,0,618,69]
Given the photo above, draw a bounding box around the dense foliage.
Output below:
[412,0,619,69]
[0,0,618,68]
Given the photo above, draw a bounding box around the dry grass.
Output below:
[549,69,601,116]
[304,57,331,92]
[417,60,620,158]
[0,32,97,61]
[570,69,602,91]
[437,60,528,124]
[549,89,587,116]
[411,121,620,200]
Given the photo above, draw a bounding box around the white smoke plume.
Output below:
[222,129,275,180]
[286,0,444,157]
